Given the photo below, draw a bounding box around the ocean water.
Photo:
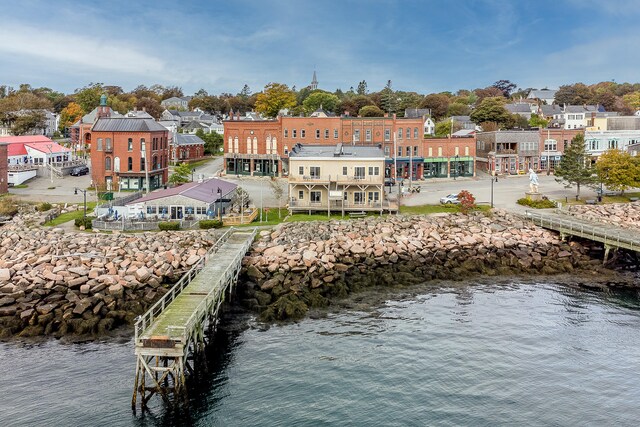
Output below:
[1,282,639,427]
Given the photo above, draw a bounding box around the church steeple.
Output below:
[310,71,318,90]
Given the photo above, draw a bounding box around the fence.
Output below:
[222,209,259,226]
[98,191,143,209]
[92,218,199,231]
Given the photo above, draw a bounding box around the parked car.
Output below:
[440,194,460,204]
[70,166,89,176]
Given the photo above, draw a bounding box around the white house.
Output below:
[527,89,557,105]
[423,117,435,136]
[0,135,71,166]
[584,130,640,158]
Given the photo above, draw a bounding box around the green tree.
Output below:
[74,83,104,112]
[554,83,592,105]
[358,105,385,117]
[11,111,46,135]
[434,119,462,137]
[196,129,223,154]
[302,91,340,114]
[491,80,517,97]
[528,113,549,128]
[554,133,596,198]
[420,93,450,120]
[470,97,512,128]
[622,91,640,110]
[380,80,397,114]
[447,102,470,117]
[595,149,640,193]
[254,83,297,118]
[168,162,192,184]
[357,80,368,95]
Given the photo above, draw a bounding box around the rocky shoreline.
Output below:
[240,210,630,321]
[567,201,640,229]
[0,213,222,338]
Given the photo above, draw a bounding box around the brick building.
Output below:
[90,117,169,191]
[422,136,476,178]
[70,94,120,151]
[170,133,205,164]
[223,113,425,178]
[0,142,7,194]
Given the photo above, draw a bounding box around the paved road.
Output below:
[7,159,606,213]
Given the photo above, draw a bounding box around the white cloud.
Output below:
[0,23,166,77]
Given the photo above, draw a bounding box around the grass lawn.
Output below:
[44,201,98,226]
[12,184,28,189]
[556,191,640,206]
[182,157,215,169]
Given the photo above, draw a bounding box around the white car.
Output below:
[440,194,460,204]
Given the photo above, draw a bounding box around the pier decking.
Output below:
[525,210,640,261]
[132,227,256,410]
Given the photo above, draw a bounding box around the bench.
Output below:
[630,197,639,202]
[585,199,597,205]
[349,212,367,218]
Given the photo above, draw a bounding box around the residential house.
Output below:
[423,117,435,136]
[160,97,192,110]
[288,144,395,215]
[404,108,431,119]
[125,178,236,220]
[548,105,602,129]
[527,89,557,105]
[0,135,71,166]
[171,133,205,163]
[0,109,59,137]
[450,116,476,130]
[89,117,169,191]
[505,103,534,120]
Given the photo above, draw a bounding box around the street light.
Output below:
[490,174,494,208]
[217,187,222,221]
[453,154,459,180]
[74,187,87,219]
[191,168,196,182]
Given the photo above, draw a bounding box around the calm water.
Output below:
[1,282,640,427]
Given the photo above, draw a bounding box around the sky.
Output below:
[2,0,640,96]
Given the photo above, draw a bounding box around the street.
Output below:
[7,157,603,213]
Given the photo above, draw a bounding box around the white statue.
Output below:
[529,168,539,193]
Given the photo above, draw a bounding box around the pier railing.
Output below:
[134,228,234,343]
[166,227,258,343]
[525,210,640,252]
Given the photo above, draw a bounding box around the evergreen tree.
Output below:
[357,80,368,95]
[554,134,596,198]
[381,80,397,114]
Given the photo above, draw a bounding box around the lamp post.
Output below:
[191,168,196,182]
[217,187,222,221]
[46,144,53,183]
[74,187,87,219]
[453,154,459,180]
[490,175,494,208]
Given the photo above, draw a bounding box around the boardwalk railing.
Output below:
[166,227,257,342]
[134,228,234,343]
[525,210,640,252]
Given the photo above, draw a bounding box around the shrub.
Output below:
[457,190,476,214]
[74,217,93,229]
[199,219,223,229]
[158,221,180,231]
[517,198,557,209]
[36,202,52,212]
[0,197,19,217]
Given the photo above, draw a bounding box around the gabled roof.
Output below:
[78,106,122,124]
[175,134,205,146]
[527,89,557,100]
[24,141,70,154]
[125,110,154,119]
[452,129,476,137]
[540,105,561,116]
[0,135,53,145]
[183,121,207,130]
[505,103,532,113]
[7,144,28,156]
[92,118,168,132]
[404,108,431,118]
[128,178,236,205]
[565,105,599,113]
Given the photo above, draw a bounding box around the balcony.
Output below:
[288,174,384,185]
[223,153,279,160]
[289,198,398,212]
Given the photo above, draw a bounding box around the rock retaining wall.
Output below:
[567,201,640,229]
[0,214,220,338]
[241,210,611,321]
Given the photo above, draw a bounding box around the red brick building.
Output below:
[223,113,425,178]
[70,94,120,152]
[0,143,7,194]
[90,117,169,191]
[171,133,205,164]
[422,136,476,178]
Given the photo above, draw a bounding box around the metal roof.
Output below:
[288,143,384,158]
[92,118,168,132]
[129,178,237,205]
[175,134,205,146]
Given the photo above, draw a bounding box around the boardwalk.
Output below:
[132,227,256,410]
[525,210,640,260]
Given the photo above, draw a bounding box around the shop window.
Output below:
[311,191,321,203]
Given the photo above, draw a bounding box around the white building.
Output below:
[584,130,640,158]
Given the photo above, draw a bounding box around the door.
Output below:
[170,206,183,219]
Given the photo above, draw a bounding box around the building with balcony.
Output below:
[223,112,425,178]
[89,117,169,191]
[288,144,396,215]
[584,129,640,160]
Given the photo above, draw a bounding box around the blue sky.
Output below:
[2,0,639,95]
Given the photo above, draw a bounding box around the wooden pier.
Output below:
[131,227,256,410]
[525,210,640,262]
